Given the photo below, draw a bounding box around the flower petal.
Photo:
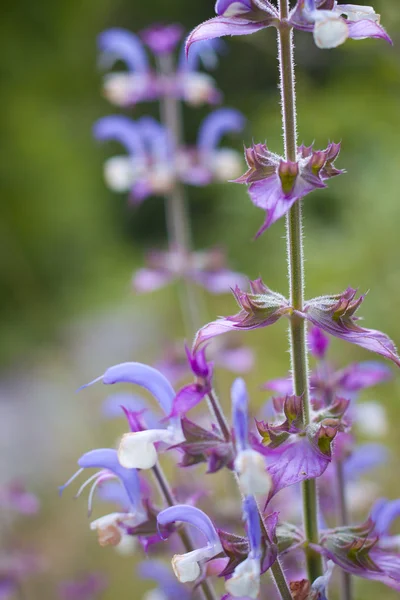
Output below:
[98,28,149,73]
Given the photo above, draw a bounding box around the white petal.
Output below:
[104,156,135,192]
[171,544,222,583]
[235,449,272,497]
[118,428,182,470]
[225,557,261,599]
[114,533,138,556]
[103,72,147,106]
[338,4,380,23]
[143,590,168,600]
[182,73,216,106]
[313,17,349,49]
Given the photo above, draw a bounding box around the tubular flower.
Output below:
[225,496,262,599]
[59,448,146,547]
[99,27,222,108]
[186,0,390,53]
[232,378,272,497]
[193,279,291,350]
[93,116,175,203]
[80,362,185,470]
[157,505,223,583]
[133,247,247,295]
[234,142,343,236]
[289,1,392,49]
[179,108,246,185]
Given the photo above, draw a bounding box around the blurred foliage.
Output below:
[1,0,400,599]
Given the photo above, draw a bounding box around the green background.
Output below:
[1,0,400,598]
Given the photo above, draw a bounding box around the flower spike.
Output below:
[157,505,223,583]
[80,362,184,469]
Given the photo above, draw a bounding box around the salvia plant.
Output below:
[58,3,400,600]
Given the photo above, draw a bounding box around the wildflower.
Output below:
[290,561,334,599]
[232,378,272,497]
[133,247,247,295]
[290,1,392,49]
[99,27,221,108]
[225,496,262,598]
[186,0,391,53]
[59,448,146,546]
[193,278,291,350]
[234,142,343,235]
[80,362,185,469]
[93,116,175,203]
[179,108,245,185]
[157,505,223,583]
[316,509,400,591]
[0,483,39,515]
[302,287,400,367]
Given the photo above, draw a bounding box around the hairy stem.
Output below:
[152,462,219,600]
[157,53,204,335]
[277,0,323,581]
[335,460,353,600]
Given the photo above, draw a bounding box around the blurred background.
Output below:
[1,0,400,598]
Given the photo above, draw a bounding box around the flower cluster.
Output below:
[58,4,399,600]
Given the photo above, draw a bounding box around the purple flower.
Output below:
[225,496,263,599]
[94,116,175,203]
[302,287,400,367]
[137,560,191,600]
[317,515,400,591]
[80,362,185,469]
[180,108,245,186]
[140,24,184,55]
[308,326,330,360]
[59,448,146,547]
[256,394,342,502]
[289,1,392,49]
[98,29,158,107]
[186,0,391,53]
[133,247,247,295]
[186,1,279,51]
[234,142,343,235]
[165,346,213,419]
[157,505,223,582]
[58,572,107,600]
[232,378,272,497]
[193,279,291,350]
[0,483,40,515]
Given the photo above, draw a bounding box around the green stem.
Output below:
[277,0,323,582]
[152,462,219,600]
[157,53,205,335]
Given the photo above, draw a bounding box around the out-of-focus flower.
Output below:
[94,116,175,203]
[98,27,222,107]
[179,108,245,185]
[81,362,185,470]
[58,572,107,599]
[133,247,247,295]
[140,24,184,56]
[0,483,39,515]
[234,142,343,236]
[138,560,191,600]
[157,505,223,583]
[186,0,390,53]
